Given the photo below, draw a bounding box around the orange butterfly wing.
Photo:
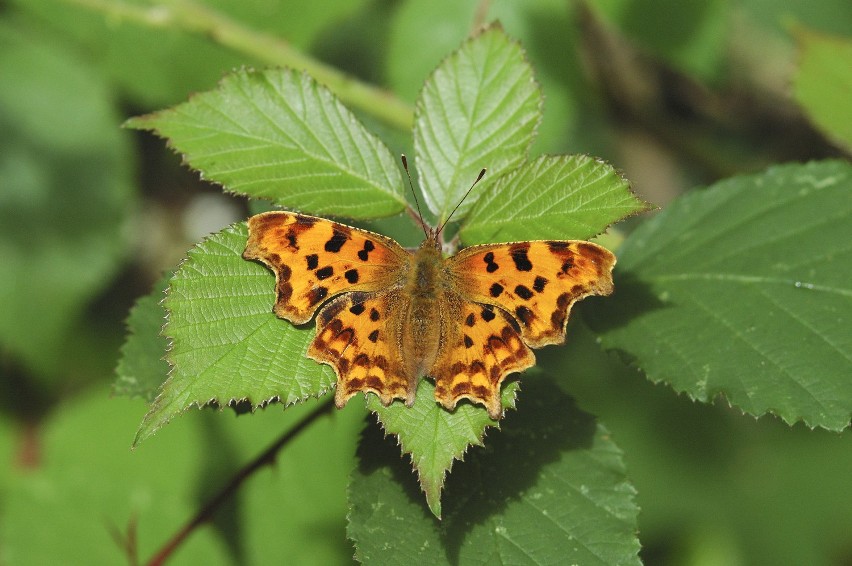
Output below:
[243,211,407,324]
[244,211,417,409]
[448,241,616,347]
[430,301,534,419]
[309,291,414,409]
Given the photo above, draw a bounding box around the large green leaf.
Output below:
[0,24,133,379]
[792,27,852,151]
[113,276,170,402]
[126,68,406,219]
[368,379,520,518]
[413,25,542,223]
[460,154,648,244]
[550,319,852,566]
[135,224,335,445]
[349,377,640,565]
[590,160,852,431]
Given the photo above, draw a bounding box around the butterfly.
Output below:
[243,172,615,419]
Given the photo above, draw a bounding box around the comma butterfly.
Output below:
[243,166,615,419]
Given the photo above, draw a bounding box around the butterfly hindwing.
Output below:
[243,211,408,324]
[308,291,413,408]
[449,241,616,347]
[431,299,535,419]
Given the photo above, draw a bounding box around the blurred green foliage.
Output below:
[1,0,850,564]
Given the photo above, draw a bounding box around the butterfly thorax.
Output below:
[399,235,447,378]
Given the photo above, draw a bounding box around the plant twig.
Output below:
[145,398,335,566]
[65,0,414,131]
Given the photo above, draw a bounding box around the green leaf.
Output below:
[126,68,406,219]
[460,154,649,244]
[792,27,852,151]
[349,377,640,565]
[386,0,580,154]
[589,160,852,431]
[552,320,852,566]
[0,24,133,379]
[113,276,170,402]
[135,223,335,445]
[368,379,520,518]
[413,25,542,223]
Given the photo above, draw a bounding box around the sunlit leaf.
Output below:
[460,154,649,244]
[126,68,406,218]
[413,25,542,223]
[135,224,335,445]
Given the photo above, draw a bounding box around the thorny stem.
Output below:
[64,0,414,131]
[145,399,335,566]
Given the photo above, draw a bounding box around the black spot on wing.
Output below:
[345,269,359,283]
[306,254,319,270]
[464,335,474,348]
[315,266,333,280]
[483,252,499,273]
[515,305,534,326]
[368,329,379,343]
[510,244,533,271]
[514,285,533,300]
[324,229,349,252]
[465,313,476,327]
[358,240,375,261]
[489,283,504,297]
[481,306,496,322]
[533,276,548,293]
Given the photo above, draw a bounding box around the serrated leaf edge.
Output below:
[133,223,334,446]
[413,22,545,223]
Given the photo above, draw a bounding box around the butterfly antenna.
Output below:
[438,168,486,236]
[401,154,429,238]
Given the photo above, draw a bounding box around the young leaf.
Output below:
[792,27,852,151]
[125,68,407,218]
[113,276,170,402]
[589,160,852,431]
[135,223,335,445]
[349,378,641,565]
[368,378,520,518]
[460,154,649,244]
[413,25,542,223]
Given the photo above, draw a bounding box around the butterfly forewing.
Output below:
[448,241,615,347]
[243,211,408,324]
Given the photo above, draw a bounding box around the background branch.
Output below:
[145,399,335,566]
[66,0,414,131]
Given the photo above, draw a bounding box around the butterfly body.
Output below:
[243,211,615,419]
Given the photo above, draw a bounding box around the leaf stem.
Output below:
[144,398,335,566]
[64,0,414,131]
